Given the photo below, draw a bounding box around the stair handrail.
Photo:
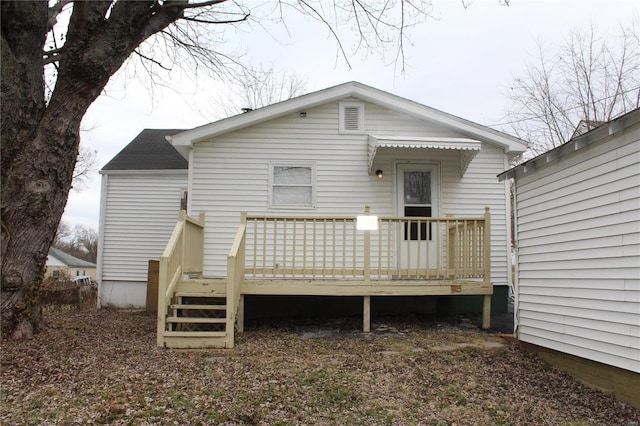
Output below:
[226,212,247,349]
[157,210,205,347]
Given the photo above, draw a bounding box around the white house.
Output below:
[98,129,188,307]
[98,82,528,346]
[498,108,640,405]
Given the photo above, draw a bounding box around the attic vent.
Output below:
[340,102,364,133]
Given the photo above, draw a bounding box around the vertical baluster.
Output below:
[352,219,357,277]
[312,219,317,279]
[303,219,307,278]
[282,218,287,278]
[332,219,336,277]
[272,219,278,278]
[322,219,327,278]
[251,218,258,277]
[261,218,267,277]
[416,218,422,279]
[293,219,298,276]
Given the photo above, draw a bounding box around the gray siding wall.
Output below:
[100,173,187,283]
[515,128,640,372]
[189,99,512,285]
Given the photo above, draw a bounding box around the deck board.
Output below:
[242,278,492,296]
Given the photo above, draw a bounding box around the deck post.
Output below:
[237,294,245,333]
[363,296,371,332]
[482,206,492,330]
[482,295,491,330]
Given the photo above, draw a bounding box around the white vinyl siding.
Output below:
[100,173,187,283]
[515,128,640,373]
[190,99,512,285]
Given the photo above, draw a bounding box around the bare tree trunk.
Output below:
[1,0,184,338]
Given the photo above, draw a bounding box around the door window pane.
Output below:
[404,206,432,241]
[404,171,430,205]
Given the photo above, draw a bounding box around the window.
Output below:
[339,102,364,133]
[270,163,315,208]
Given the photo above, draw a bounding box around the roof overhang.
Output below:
[498,107,640,181]
[169,81,528,154]
[368,135,482,176]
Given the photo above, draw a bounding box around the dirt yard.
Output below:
[2,309,638,425]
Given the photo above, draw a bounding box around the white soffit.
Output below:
[368,135,482,176]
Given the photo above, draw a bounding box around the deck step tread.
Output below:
[170,304,227,310]
[167,317,227,324]
[163,331,227,337]
[175,292,227,298]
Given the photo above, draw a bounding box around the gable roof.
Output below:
[101,129,188,172]
[498,107,640,181]
[169,81,528,153]
[48,247,96,268]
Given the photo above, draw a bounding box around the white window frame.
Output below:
[339,101,365,134]
[268,161,317,209]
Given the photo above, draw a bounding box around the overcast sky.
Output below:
[65,0,638,231]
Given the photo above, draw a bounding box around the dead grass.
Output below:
[1,309,638,425]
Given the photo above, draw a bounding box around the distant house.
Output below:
[499,108,640,407]
[98,81,528,347]
[98,129,188,307]
[46,247,97,281]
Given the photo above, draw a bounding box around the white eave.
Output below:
[498,107,640,181]
[368,135,482,176]
[169,81,528,154]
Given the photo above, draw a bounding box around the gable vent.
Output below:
[344,106,361,130]
[340,102,364,133]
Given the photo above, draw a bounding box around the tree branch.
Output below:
[180,13,250,24]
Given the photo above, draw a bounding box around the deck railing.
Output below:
[156,211,205,345]
[238,207,491,281]
[226,213,247,348]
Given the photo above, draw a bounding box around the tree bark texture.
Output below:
[1,0,185,338]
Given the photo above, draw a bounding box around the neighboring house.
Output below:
[98,129,188,307]
[498,108,640,407]
[98,81,528,347]
[46,247,97,281]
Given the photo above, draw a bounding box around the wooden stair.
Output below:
[160,280,232,348]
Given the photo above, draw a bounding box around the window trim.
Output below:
[339,101,365,134]
[268,161,317,210]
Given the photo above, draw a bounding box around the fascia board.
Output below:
[351,85,528,153]
[99,169,188,176]
[170,84,356,146]
[170,81,528,153]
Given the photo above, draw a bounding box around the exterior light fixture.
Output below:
[299,112,307,118]
[376,169,383,179]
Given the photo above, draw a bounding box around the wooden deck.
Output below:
[157,209,494,349]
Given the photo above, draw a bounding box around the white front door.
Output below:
[396,164,439,275]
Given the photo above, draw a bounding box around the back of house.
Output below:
[99,82,527,319]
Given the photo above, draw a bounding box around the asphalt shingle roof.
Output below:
[49,247,96,268]
[101,129,188,171]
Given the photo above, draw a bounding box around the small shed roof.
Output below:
[101,129,188,172]
[48,247,96,268]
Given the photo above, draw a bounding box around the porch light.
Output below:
[376,169,383,179]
